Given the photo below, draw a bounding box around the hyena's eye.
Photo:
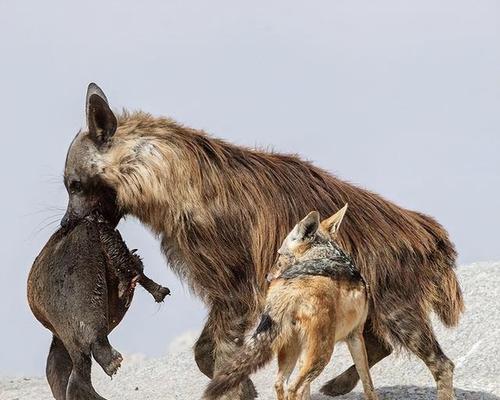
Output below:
[69,180,83,194]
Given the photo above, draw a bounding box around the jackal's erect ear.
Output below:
[321,203,348,238]
[293,211,320,241]
[86,82,117,145]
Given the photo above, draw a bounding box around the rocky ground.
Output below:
[1,262,499,400]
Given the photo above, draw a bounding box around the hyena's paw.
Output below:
[320,367,359,397]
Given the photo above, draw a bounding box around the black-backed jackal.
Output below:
[204,205,378,400]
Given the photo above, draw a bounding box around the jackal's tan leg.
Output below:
[287,329,334,400]
[295,357,311,400]
[275,339,301,400]
[300,383,311,400]
[346,329,378,400]
[321,324,391,397]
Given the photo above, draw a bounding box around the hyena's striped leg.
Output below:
[396,315,455,400]
[321,322,391,397]
[211,306,258,400]
[194,320,216,378]
[346,328,378,400]
[275,336,301,400]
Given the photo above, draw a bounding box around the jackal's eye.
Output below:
[69,180,83,194]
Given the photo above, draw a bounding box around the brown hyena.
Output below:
[28,214,169,400]
[205,207,379,400]
[61,83,463,400]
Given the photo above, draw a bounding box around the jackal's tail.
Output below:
[203,314,279,400]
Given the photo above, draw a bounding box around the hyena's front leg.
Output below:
[210,305,258,400]
[194,314,216,378]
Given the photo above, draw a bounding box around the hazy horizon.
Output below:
[0,0,498,376]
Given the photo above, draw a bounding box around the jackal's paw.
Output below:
[103,349,123,377]
[320,373,358,397]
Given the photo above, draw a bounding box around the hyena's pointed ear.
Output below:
[86,83,117,145]
[293,211,320,241]
[322,203,348,237]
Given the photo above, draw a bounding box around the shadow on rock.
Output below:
[311,386,499,400]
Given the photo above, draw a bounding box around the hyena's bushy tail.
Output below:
[203,314,279,400]
[429,241,464,327]
[418,213,465,327]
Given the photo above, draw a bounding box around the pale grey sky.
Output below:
[0,0,498,376]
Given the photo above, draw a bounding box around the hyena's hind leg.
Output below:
[91,332,123,377]
[320,322,391,397]
[46,336,73,400]
[391,310,455,400]
[275,337,301,400]
[346,328,378,400]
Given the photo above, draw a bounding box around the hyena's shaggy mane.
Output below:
[100,111,463,346]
